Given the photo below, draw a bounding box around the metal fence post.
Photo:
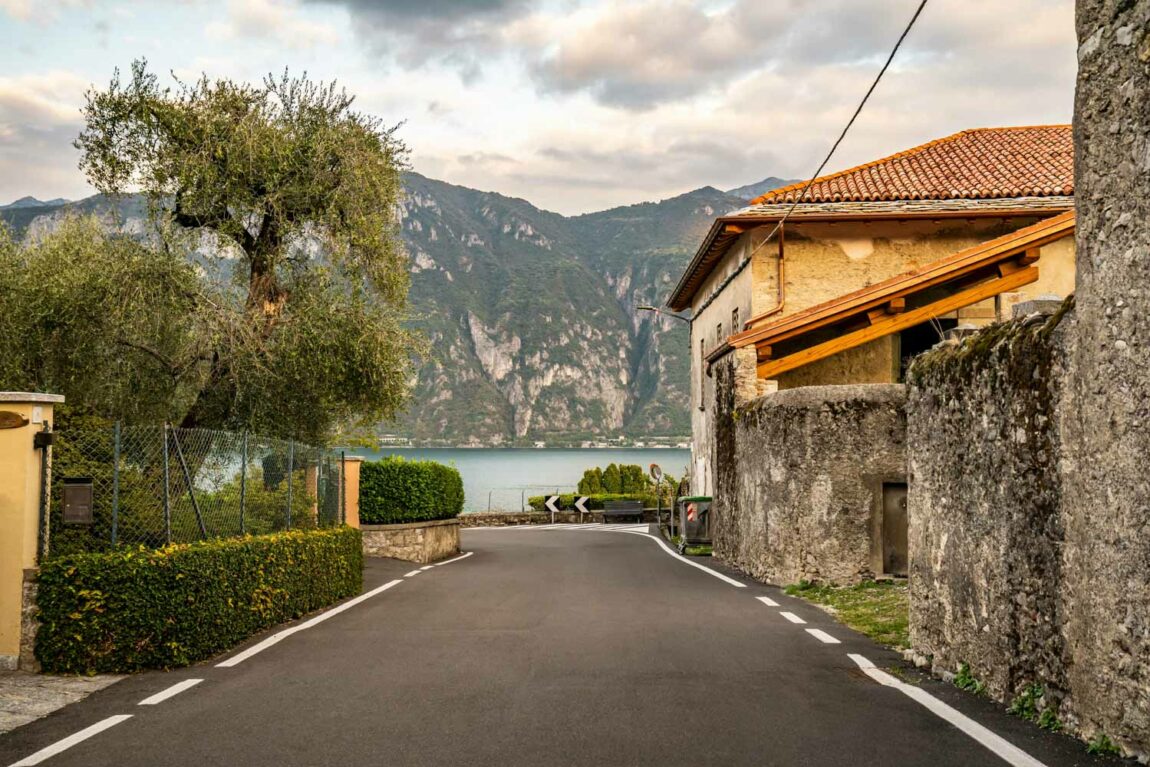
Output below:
[239,431,248,535]
[171,429,209,540]
[111,421,121,545]
[162,424,172,545]
[286,440,294,530]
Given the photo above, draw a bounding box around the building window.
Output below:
[733,307,740,333]
[717,322,724,343]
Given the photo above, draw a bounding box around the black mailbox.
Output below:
[62,478,94,525]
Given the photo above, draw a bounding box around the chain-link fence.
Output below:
[47,424,345,558]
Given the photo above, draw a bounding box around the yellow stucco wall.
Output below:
[0,395,59,669]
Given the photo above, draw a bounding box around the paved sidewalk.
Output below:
[0,672,123,735]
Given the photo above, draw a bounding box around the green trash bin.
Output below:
[677,495,712,550]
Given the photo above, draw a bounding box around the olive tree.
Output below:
[75,61,418,442]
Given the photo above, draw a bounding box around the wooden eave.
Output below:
[665,204,1073,313]
[726,210,1075,379]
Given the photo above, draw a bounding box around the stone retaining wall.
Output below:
[712,353,907,586]
[906,311,1069,706]
[459,511,658,527]
[361,518,460,564]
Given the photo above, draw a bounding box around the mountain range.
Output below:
[1,175,792,445]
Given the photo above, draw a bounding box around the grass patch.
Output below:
[684,545,712,556]
[1087,734,1121,757]
[784,579,909,648]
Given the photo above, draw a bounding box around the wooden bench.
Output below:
[601,500,644,523]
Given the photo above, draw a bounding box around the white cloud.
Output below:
[206,0,339,49]
[0,0,90,22]
[0,72,91,202]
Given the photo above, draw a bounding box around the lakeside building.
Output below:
[668,125,1075,495]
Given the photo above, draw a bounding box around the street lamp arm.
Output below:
[636,305,692,324]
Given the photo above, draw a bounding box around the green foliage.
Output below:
[72,60,420,442]
[785,580,910,648]
[527,493,656,511]
[35,527,362,673]
[954,663,987,696]
[0,216,204,424]
[1007,682,1062,731]
[359,456,463,525]
[602,463,622,493]
[1087,733,1121,756]
[578,467,604,495]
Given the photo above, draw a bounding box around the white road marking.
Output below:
[404,570,422,577]
[756,596,780,607]
[420,565,436,570]
[805,629,840,644]
[433,551,475,566]
[644,533,747,588]
[138,678,203,705]
[9,715,133,766]
[779,611,806,624]
[847,655,1048,767]
[217,579,404,667]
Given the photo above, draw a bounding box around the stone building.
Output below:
[669,125,1077,584]
[669,125,1076,496]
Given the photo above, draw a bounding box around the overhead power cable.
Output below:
[687,0,930,321]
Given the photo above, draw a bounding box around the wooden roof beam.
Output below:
[756,266,1040,380]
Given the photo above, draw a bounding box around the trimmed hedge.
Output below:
[35,527,363,674]
[527,492,657,511]
[359,456,464,525]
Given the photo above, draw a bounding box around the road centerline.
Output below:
[138,679,203,706]
[779,611,806,624]
[8,715,133,767]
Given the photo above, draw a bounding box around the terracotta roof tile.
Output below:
[751,126,1073,205]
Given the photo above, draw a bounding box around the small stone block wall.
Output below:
[712,357,907,586]
[361,518,461,564]
[459,511,658,527]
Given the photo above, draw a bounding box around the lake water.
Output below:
[347,448,692,512]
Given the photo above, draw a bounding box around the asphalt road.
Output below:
[0,524,1123,767]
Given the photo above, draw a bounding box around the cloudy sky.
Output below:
[0,0,1076,215]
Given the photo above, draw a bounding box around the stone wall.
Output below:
[712,353,907,585]
[906,310,1070,706]
[361,519,461,564]
[1063,1,1150,756]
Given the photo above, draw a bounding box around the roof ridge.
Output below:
[749,125,1073,206]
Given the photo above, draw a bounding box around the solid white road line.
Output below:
[404,570,422,577]
[847,655,1048,767]
[217,579,404,667]
[805,629,841,644]
[420,565,435,570]
[138,679,203,706]
[779,611,806,624]
[756,596,780,607]
[645,533,747,588]
[9,715,133,766]
[433,551,474,566]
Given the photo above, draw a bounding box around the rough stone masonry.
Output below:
[1063,0,1150,755]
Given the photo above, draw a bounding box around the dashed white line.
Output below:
[138,679,203,705]
[805,629,840,644]
[217,579,404,667]
[847,655,1048,767]
[756,596,780,607]
[8,715,133,766]
[420,565,435,571]
[404,570,422,577]
[779,611,806,624]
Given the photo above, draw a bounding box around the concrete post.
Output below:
[341,456,363,529]
[0,393,62,670]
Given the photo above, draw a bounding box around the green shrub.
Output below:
[359,456,463,525]
[526,492,657,511]
[35,527,363,673]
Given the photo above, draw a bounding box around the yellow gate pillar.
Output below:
[341,456,363,529]
[0,393,61,670]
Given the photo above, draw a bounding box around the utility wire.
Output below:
[687,0,930,322]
